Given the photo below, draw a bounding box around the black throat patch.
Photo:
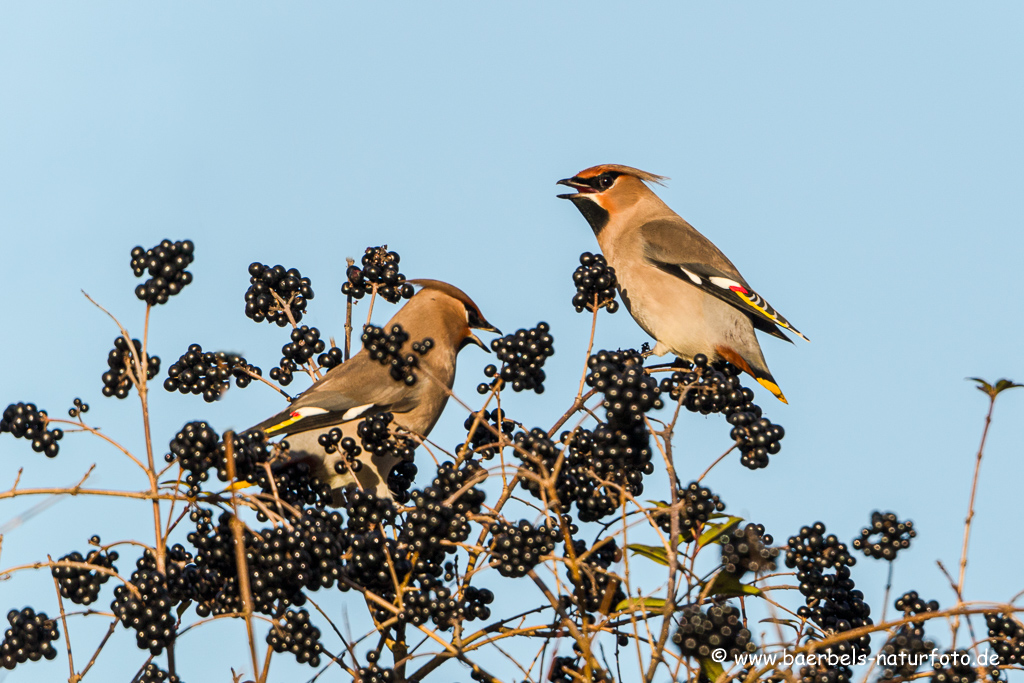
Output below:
[568,196,610,235]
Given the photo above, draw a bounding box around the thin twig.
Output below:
[952,392,997,645]
[223,433,263,682]
[344,257,355,361]
[48,554,78,682]
[78,621,117,680]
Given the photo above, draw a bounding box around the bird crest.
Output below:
[573,164,669,187]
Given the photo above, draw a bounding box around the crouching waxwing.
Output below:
[557,164,807,403]
[249,279,499,501]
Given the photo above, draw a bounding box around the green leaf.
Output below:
[176,599,192,619]
[969,377,1022,399]
[995,379,1023,394]
[704,571,762,598]
[614,596,667,613]
[698,516,743,547]
[627,544,669,566]
[699,656,725,682]
[646,500,669,508]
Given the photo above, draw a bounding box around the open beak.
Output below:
[464,332,491,353]
[471,320,501,335]
[557,176,595,200]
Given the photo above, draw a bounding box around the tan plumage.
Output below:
[558,164,806,403]
[249,279,499,501]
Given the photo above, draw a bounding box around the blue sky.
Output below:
[1,3,1022,681]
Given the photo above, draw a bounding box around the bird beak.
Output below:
[464,332,491,352]
[471,320,501,335]
[557,176,595,200]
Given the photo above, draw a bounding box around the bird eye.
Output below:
[597,174,616,190]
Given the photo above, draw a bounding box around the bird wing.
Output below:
[249,354,418,437]
[640,219,808,342]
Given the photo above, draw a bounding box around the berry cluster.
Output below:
[513,417,657,523]
[586,349,663,426]
[244,262,315,326]
[354,413,418,500]
[343,469,489,630]
[986,613,1024,665]
[785,522,871,657]
[460,586,495,622]
[658,355,784,469]
[548,656,612,683]
[319,429,364,474]
[136,545,195,608]
[877,591,939,680]
[402,577,461,629]
[267,461,334,513]
[215,429,274,486]
[930,650,978,683]
[346,489,397,533]
[356,660,397,683]
[656,481,726,542]
[346,527,399,610]
[894,590,939,615]
[795,663,853,683]
[543,348,661,520]
[720,523,777,577]
[480,323,554,394]
[111,569,176,654]
[387,461,419,503]
[0,402,63,457]
[130,239,195,306]
[786,523,856,573]
[549,656,579,683]
[166,425,328,506]
[361,323,433,386]
[165,421,221,495]
[270,325,326,386]
[513,428,572,506]
[400,463,485,593]
[563,426,650,522]
[456,408,515,461]
[0,608,60,670]
[566,538,625,614]
[52,544,119,605]
[852,511,915,561]
[267,609,323,667]
[341,246,414,303]
[68,397,89,418]
[672,603,755,661]
[102,336,160,399]
[489,519,559,578]
[317,346,344,371]
[234,431,332,510]
[188,507,348,617]
[164,344,259,402]
[572,252,619,313]
[138,663,181,683]
[357,413,414,462]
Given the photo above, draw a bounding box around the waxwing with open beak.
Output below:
[558,164,807,402]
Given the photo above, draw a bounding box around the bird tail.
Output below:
[714,344,788,404]
[753,374,788,404]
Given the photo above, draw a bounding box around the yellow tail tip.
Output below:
[755,377,788,404]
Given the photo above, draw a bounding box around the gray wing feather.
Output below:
[640,219,806,342]
[249,354,417,436]
[640,219,748,285]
